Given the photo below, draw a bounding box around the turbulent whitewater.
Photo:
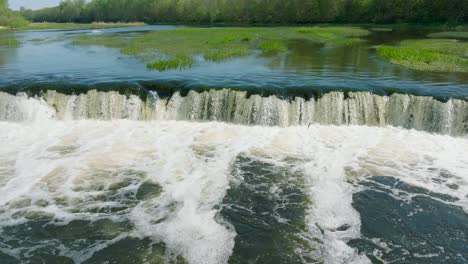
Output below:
[0,87,467,263]
[0,89,467,135]
[0,119,467,264]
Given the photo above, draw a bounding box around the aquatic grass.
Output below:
[296,26,369,37]
[295,26,369,46]
[146,56,194,71]
[73,27,370,71]
[260,41,288,53]
[377,46,468,72]
[204,47,250,61]
[0,36,20,47]
[428,31,468,40]
[398,39,468,57]
[371,27,393,32]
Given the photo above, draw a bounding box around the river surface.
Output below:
[0,25,467,98]
[0,26,467,264]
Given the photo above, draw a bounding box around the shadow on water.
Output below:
[349,176,468,264]
[219,154,317,264]
[0,34,19,68]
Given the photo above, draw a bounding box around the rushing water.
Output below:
[0,89,467,135]
[0,120,467,264]
[0,26,467,264]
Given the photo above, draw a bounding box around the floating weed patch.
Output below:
[398,39,468,57]
[327,37,365,47]
[146,56,194,71]
[377,46,468,72]
[121,45,149,55]
[371,27,393,32]
[297,26,369,39]
[296,27,368,46]
[260,41,288,53]
[73,27,370,71]
[204,47,250,61]
[0,36,20,47]
[428,31,468,40]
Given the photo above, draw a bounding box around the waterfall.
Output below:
[0,89,466,135]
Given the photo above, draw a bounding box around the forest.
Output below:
[17,0,468,25]
[0,0,27,27]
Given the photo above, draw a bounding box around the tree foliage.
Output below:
[0,0,28,28]
[19,0,468,24]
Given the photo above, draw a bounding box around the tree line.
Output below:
[17,0,468,24]
[0,0,27,27]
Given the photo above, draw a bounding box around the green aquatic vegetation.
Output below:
[398,39,468,57]
[146,56,194,71]
[73,27,370,71]
[428,31,468,40]
[377,44,468,72]
[296,26,369,40]
[204,47,250,61]
[0,36,20,47]
[295,27,369,47]
[371,27,393,32]
[260,41,288,53]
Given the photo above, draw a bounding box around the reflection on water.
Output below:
[0,34,19,68]
[0,25,467,98]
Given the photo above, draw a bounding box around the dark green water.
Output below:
[350,176,468,264]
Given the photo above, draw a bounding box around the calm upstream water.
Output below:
[0,26,467,264]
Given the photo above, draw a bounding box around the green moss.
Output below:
[260,41,287,53]
[377,43,468,72]
[428,31,468,40]
[147,55,194,71]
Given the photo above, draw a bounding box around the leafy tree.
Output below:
[19,0,468,24]
[0,0,28,28]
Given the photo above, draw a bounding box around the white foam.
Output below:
[0,120,467,263]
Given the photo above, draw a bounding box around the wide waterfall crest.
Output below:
[0,89,466,135]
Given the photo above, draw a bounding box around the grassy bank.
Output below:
[377,39,468,72]
[73,26,369,71]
